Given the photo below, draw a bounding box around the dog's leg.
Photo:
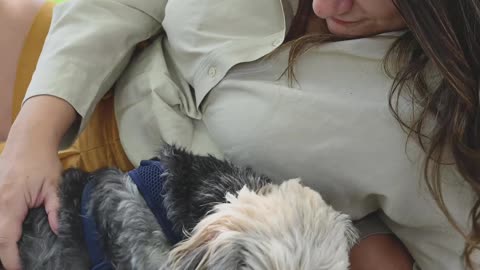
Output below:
[90,169,171,270]
[19,169,90,270]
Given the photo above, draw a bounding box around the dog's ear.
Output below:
[202,240,246,270]
[166,220,214,270]
[167,205,248,270]
[168,236,246,270]
[167,244,209,270]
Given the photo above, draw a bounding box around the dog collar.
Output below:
[128,159,183,245]
[81,160,182,270]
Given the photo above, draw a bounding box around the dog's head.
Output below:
[167,179,358,270]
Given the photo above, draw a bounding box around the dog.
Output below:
[18,145,357,270]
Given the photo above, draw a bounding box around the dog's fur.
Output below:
[18,145,357,269]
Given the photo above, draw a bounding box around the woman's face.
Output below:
[312,0,407,37]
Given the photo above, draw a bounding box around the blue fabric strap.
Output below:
[81,160,182,270]
[81,180,114,270]
[128,160,182,245]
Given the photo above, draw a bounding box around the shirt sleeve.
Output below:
[24,0,166,147]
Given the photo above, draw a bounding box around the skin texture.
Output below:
[350,234,414,270]
[312,0,406,37]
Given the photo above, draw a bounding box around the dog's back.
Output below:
[19,169,90,270]
[157,145,272,234]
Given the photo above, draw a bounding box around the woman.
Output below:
[0,0,478,269]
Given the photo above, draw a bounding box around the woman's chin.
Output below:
[326,18,407,38]
[325,19,364,38]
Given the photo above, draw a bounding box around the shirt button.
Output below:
[272,39,283,47]
[208,67,217,78]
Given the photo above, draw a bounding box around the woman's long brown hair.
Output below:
[286,0,480,267]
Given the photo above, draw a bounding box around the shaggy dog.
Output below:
[18,145,357,270]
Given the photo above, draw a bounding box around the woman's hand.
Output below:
[0,96,77,269]
[0,138,62,269]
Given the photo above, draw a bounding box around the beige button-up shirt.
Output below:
[27,0,297,159]
[25,0,471,269]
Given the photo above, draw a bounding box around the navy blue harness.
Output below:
[80,160,182,270]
